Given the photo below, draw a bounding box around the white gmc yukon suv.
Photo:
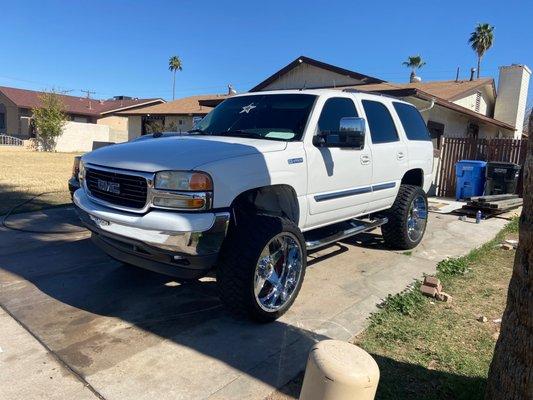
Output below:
[73,89,433,321]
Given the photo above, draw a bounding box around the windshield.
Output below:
[194,94,316,141]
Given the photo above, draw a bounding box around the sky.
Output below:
[1,0,532,104]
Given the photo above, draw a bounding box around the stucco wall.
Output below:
[97,115,129,133]
[127,116,142,140]
[165,115,195,131]
[0,92,20,136]
[453,90,490,116]
[54,121,112,152]
[409,97,514,139]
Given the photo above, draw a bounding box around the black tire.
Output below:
[216,215,307,322]
[381,184,428,250]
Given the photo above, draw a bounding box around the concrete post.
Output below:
[299,340,379,400]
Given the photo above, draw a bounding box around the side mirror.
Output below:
[313,117,366,149]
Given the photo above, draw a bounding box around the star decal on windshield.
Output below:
[239,103,256,114]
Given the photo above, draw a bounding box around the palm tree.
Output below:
[168,56,183,100]
[402,55,426,82]
[468,23,494,78]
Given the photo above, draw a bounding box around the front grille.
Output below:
[86,167,148,209]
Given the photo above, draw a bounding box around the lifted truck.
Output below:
[73,89,433,322]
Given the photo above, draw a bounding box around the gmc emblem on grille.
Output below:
[97,179,120,195]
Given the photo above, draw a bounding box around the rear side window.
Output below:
[318,97,358,133]
[393,102,431,141]
[362,100,399,144]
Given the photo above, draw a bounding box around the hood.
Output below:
[82,135,287,172]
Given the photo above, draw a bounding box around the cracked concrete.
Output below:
[0,206,515,400]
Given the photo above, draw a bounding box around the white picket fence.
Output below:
[0,134,23,146]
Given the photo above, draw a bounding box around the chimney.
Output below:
[469,68,476,81]
[494,64,531,137]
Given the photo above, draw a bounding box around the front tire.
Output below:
[216,215,306,322]
[382,184,428,250]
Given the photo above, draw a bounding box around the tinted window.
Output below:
[196,94,316,141]
[393,102,430,141]
[362,100,399,144]
[318,98,358,133]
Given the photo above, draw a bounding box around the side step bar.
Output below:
[304,217,388,251]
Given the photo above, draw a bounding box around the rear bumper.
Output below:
[73,189,230,278]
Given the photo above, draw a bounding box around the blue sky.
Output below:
[1,0,532,104]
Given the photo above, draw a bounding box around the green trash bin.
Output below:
[485,162,521,195]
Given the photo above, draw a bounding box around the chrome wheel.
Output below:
[254,232,303,312]
[407,195,428,242]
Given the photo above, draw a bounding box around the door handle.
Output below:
[360,154,371,165]
[397,151,406,160]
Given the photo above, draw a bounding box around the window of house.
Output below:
[317,97,358,134]
[427,120,445,154]
[0,112,5,130]
[179,119,183,125]
[362,100,398,144]
[393,102,430,141]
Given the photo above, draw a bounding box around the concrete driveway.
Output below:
[0,206,510,400]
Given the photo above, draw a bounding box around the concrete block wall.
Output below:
[53,121,112,152]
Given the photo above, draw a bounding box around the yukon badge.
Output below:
[288,157,303,165]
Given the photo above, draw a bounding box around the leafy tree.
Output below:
[469,23,494,78]
[485,113,532,399]
[168,55,183,101]
[31,91,67,151]
[402,55,426,82]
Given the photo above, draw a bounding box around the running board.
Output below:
[304,217,388,251]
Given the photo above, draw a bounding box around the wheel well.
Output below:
[231,185,300,225]
[401,169,424,187]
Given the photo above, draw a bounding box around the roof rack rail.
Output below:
[342,88,400,100]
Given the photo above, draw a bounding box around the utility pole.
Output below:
[81,89,96,109]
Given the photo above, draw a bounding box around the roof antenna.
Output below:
[455,67,460,82]
[81,89,96,109]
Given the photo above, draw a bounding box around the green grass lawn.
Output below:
[0,146,81,215]
[268,217,519,400]
[354,217,518,400]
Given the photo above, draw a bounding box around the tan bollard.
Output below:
[299,340,380,400]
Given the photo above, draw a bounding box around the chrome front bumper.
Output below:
[73,189,230,278]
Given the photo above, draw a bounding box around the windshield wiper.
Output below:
[218,130,264,139]
[188,128,209,135]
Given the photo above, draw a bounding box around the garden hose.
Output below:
[1,191,86,234]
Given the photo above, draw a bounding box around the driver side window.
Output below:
[318,98,359,134]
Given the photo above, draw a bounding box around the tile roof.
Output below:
[343,84,513,131]
[345,78,495,101]
[0,86,162,117]
[117,94,230,116]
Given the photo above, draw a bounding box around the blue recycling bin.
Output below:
[455,160,487,200]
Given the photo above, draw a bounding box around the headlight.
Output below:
[153,171,212,210]
[154,171,212,191]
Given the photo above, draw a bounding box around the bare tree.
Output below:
[485,114,532,399]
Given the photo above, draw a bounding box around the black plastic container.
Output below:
[485,161,521,195]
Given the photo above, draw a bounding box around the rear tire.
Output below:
[382,184,428,250]
[216,215,306,322]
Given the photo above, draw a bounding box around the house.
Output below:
[249,56,530,147]
[0,86,164,139]
[116,94,229,140]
